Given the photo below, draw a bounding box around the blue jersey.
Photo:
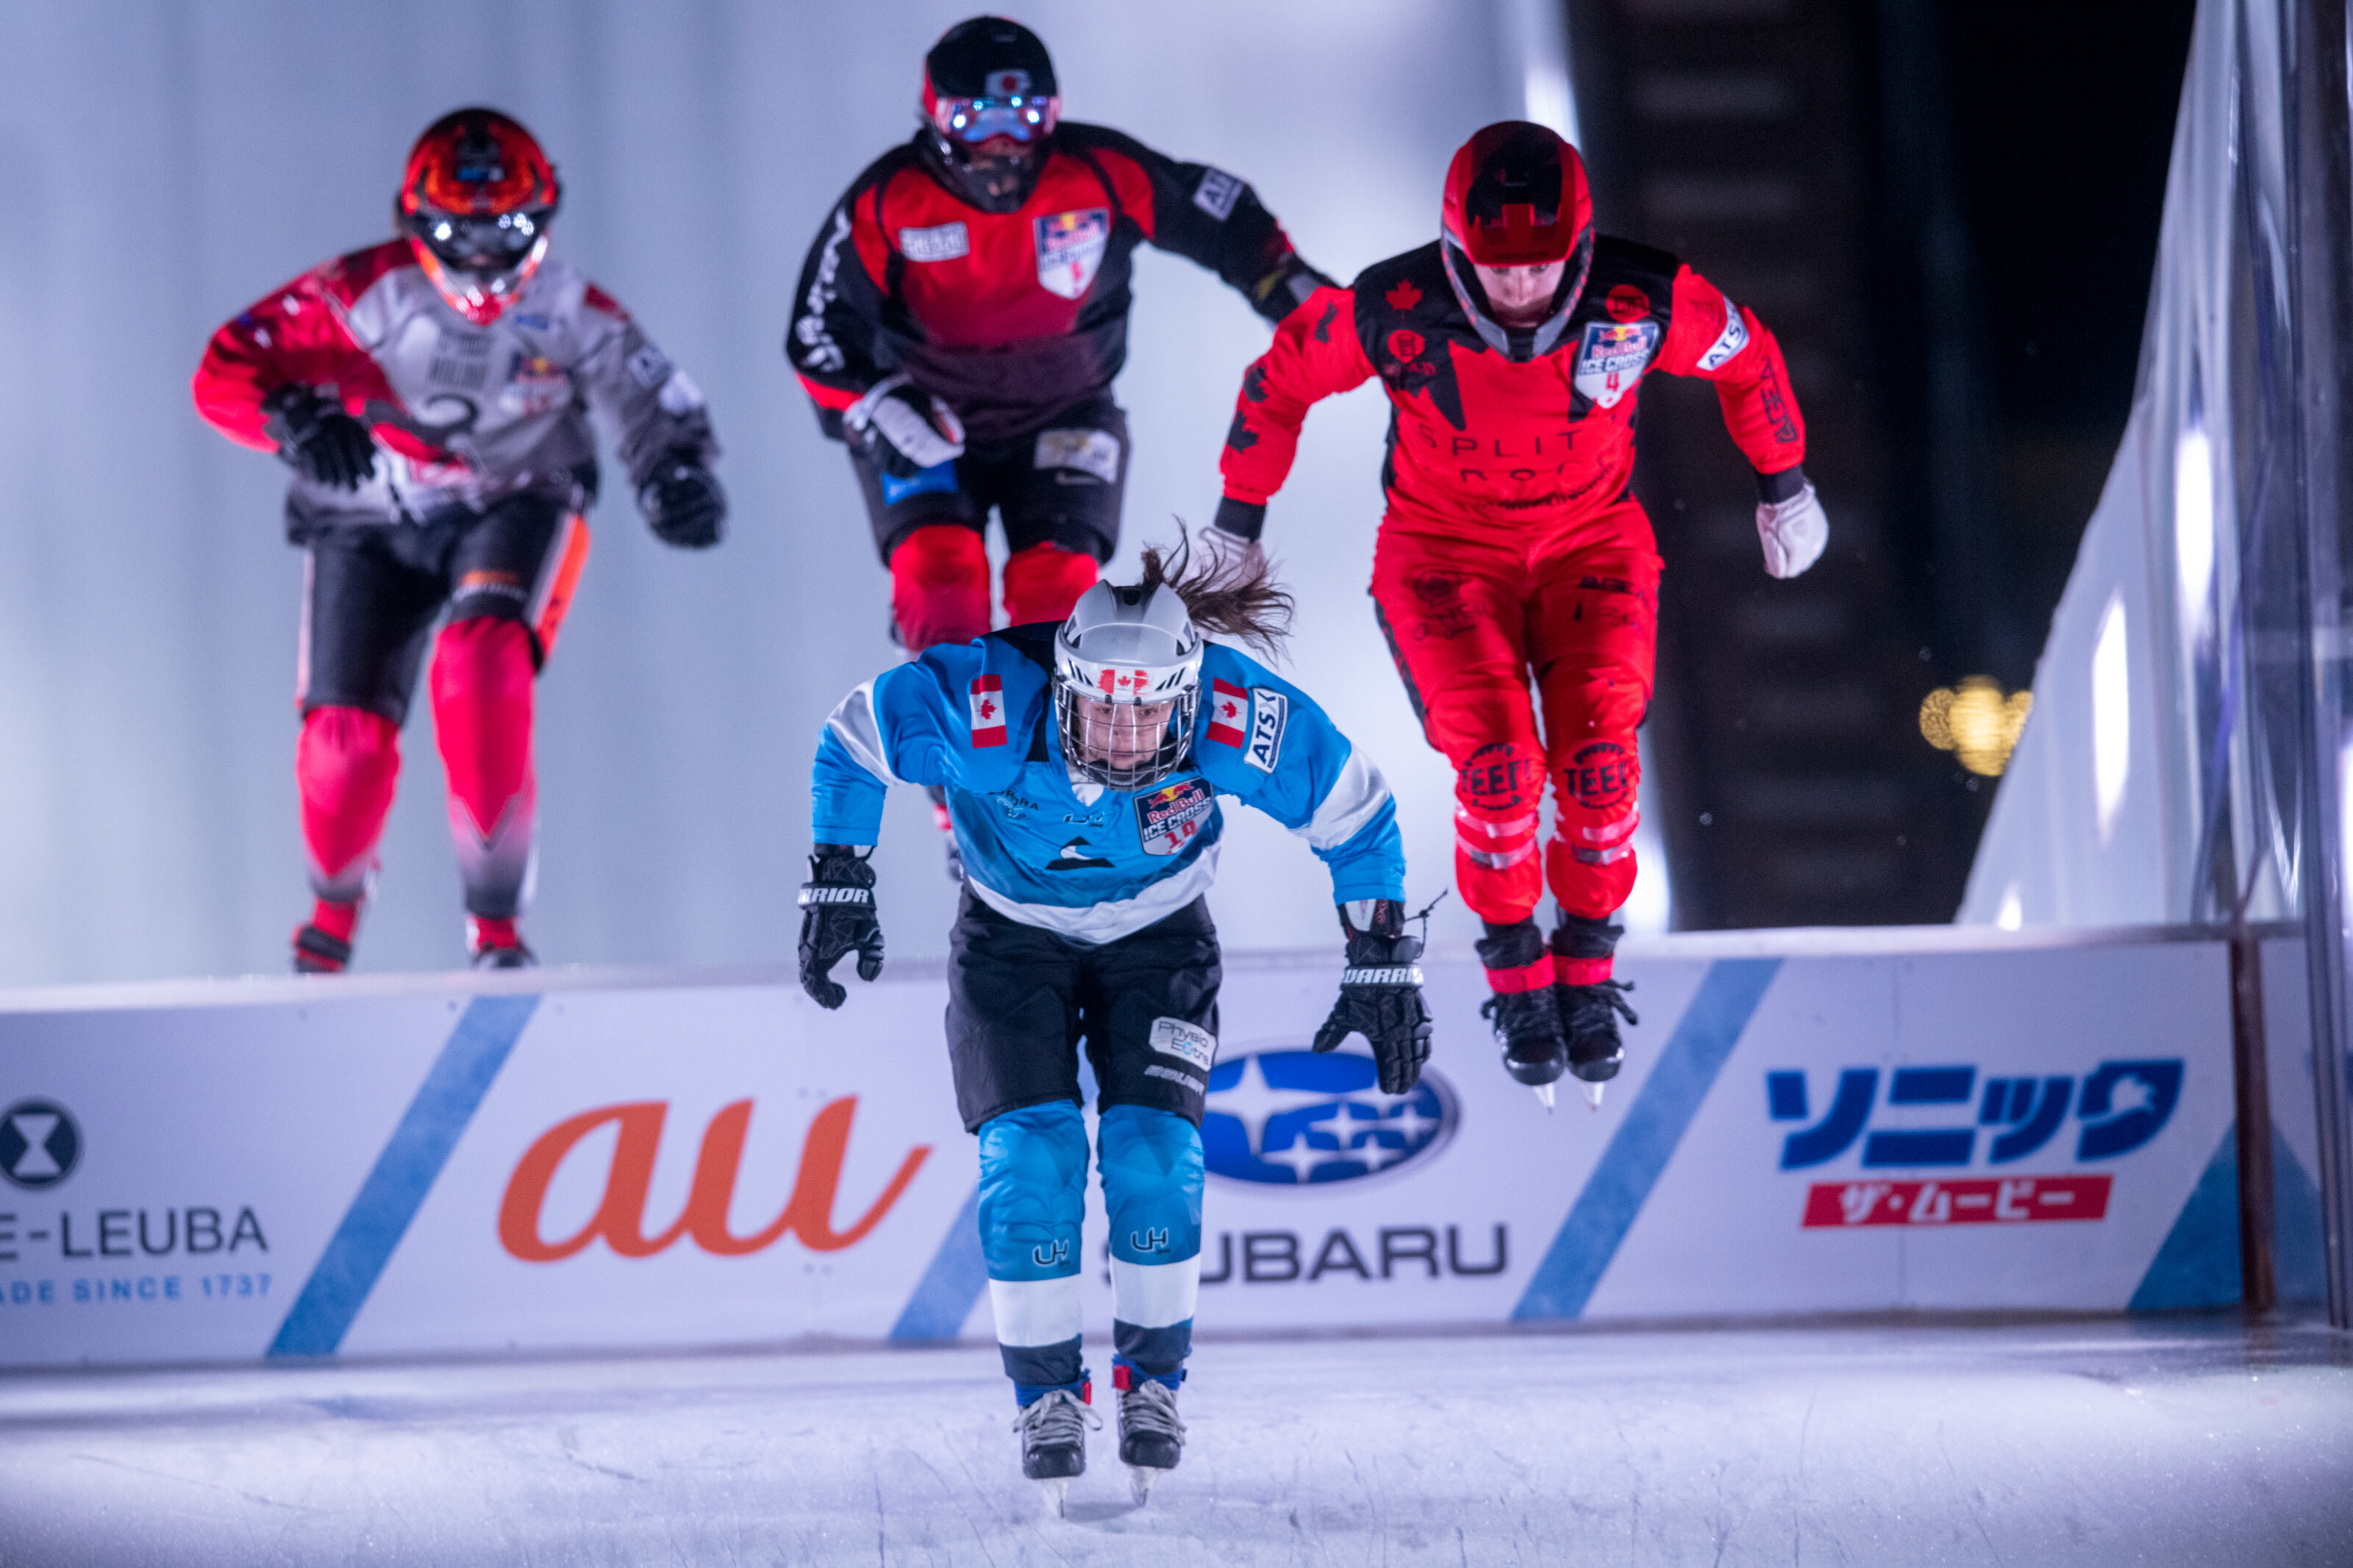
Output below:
[813,625,1405,945]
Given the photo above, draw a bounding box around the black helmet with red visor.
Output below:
[1438,121,1595,362]
[918,16,1061,215]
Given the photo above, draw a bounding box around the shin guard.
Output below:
[889,523,990,654]
[429,616,537,921]
[296,706,401,903]
[1097,1105,1202,1385]
[1001,542,1099,629]
[978,1102,1090,1397]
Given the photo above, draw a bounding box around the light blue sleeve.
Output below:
[809,640,1038,844]
[1194,647,1407,904]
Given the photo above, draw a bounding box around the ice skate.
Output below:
[292,898,360,974]
[1560,975,1638,1108]
[1115,1370,1185,1503]
[1476,923,1568,1098]
[467,916,537,970]
[1012,1386,1098,1514]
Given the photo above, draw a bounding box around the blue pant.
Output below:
[978,1100,1203,1403]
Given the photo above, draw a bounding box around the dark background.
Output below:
[1564,0,2199,927]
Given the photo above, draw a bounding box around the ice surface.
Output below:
[1,1318,2348,1564]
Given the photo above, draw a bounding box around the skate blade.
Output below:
[1129,1466,1154,1505]
[1531,1082,1557,1111]
[1042,1478,1071,1517]
[1582,1080,1606,1111]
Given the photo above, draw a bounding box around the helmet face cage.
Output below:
[1051,579,1204,791]
[1052,657,1200,792]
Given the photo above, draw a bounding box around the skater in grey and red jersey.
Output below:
[193,108,725,972]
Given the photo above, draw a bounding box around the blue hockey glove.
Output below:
[1313,899,1432,1095]
[797,844,884,1009]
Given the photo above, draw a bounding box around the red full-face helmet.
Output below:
[1438,121,1595,361]
[397,108,561,326]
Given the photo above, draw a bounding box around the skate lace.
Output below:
[1564,977,1639,1028]
[1012,1387,1102,1447]
[1479,989,1558,1041]
[1120,1378,1186,1443]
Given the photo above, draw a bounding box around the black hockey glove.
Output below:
[843,372,965,479]
[798,843,884,1009]
[1312,899,1432,1095]
[263,384,376,491]
[639,451,726,548]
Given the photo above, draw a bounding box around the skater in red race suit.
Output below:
[1211,121,1830,1101]
[786,15,1329,656]
[193,109,725,973]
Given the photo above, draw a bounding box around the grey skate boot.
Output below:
[1114,1366,1187,1503]
[1012,1384,1099,1514]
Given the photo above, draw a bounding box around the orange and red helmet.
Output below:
[398,108,561,325]
[1439,122,1596,360]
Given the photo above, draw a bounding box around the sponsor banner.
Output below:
[0,935,2235,1367]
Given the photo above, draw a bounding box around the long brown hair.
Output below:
[1135,529,1295,660]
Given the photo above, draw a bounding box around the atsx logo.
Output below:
[499,1097,929,1261]
[1769,1060,2185,1233]
[1201,1050,1457,1187]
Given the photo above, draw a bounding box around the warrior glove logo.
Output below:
[0,1099,80,1191]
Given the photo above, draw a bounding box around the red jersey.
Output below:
[1220,236,1805,534]
[789,125,1325,442]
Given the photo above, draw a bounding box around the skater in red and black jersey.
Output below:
[193,109,725,973]
[786,13,1329,660]
[1213,121,1831,1106]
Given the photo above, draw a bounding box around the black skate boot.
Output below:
[1012,1384,1099,1515]
[292,898,360,974]
[1554,914,1638,1110]
[1114,1365,1186,1503]
[925,782,965,884]
[1475,920,1569,1106]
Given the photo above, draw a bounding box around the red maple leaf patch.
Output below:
[1385,279,1423,312]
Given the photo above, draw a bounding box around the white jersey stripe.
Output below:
[1296,749,1393,851]
[966,845,1221,948]
[823,681,905,786]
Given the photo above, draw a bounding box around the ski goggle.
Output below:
[929,94,1059,145]
[406,207,549,269]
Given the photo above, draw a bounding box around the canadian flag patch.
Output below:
[1207,679,1249,748]
[968,675,1007,747]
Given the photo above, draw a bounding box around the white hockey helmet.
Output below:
[1053,579,1204,790]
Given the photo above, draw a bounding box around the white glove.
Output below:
[1198,519,1265,579]
[1756,482,1829,579]
[843,373,964,478]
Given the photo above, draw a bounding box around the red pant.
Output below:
[1371,500,1660,927]
[889,523,1099,653]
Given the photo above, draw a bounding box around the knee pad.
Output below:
[889,524,990,652]
[430,615,538,918]
[976,1101,1089,1281]
[1546,737,1640,920]
[1097,1106,1203,1265]
[296,706,401,900]
[1001,542,1099,628]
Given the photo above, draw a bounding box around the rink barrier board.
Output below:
[0,927,2243,1368]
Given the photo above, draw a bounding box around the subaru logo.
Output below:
[1202,1050,1457,1187]
[0,1098,80,1191]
